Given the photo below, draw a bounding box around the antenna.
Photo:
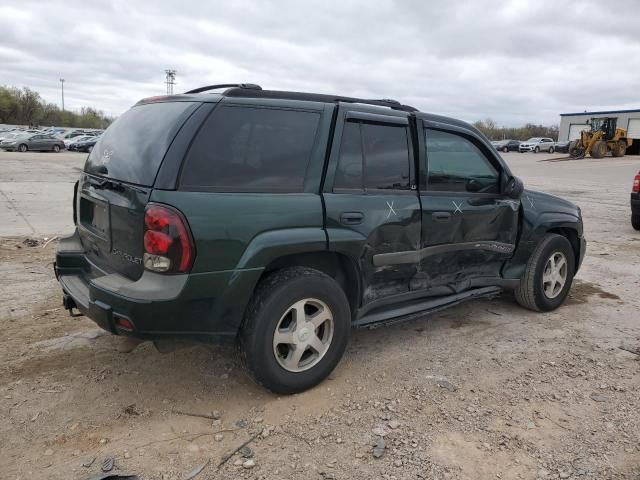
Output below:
[164,69,177,95]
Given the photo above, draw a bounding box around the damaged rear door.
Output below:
[416,120,520,292]
[323,105,421,306]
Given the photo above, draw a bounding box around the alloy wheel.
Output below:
[542,251,568,299]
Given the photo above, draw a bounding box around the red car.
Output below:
[632,171,640,230]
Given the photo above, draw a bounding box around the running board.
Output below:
[354,286,503,329]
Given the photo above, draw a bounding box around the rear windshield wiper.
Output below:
[86,175,147,194]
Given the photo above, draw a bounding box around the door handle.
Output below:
[432,212,451,222]
[340,212,364,225]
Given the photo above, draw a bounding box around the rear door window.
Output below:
[333,120,411,191]
[180,106,320,192]
[84,101,199,186]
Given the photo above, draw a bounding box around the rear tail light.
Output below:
[143,204,194,273]
[633,172,640,193]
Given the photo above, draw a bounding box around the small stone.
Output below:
[388,420,400,429]
[124,451,131,459]
[559,472,571,479]
[239,445,253,458]
[99,438,108,445]
[233,459,243,466]
[212,410,222,420]
[372,438,385,458]
[44,449,54,456]
[254,417,264,423]
[243,459,256,469]
[457,416,464,422]
[215,434,224,442]
[590,393,609,402]
[336,438,343,444]
[394,459,402,467]
[372,427,387,437]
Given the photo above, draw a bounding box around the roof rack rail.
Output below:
[184,83,262,94]
[222,88,418,113]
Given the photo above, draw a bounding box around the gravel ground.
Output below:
[1,151,639,480]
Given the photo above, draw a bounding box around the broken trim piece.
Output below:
[372,241,516,267]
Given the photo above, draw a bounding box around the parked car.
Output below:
[69,136,98,152]
[64,135,93,148]
[632,171,640,230]
[554,140,571,153]
[55,84,586,394]
[1,133,65,152]
[519,137,555,153]
[491,139,520,153]
[59,130,88,140]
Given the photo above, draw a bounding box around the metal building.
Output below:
[559,109,640,154]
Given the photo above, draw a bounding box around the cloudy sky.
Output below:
[1,0,639,125]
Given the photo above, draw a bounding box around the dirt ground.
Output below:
[1,152,640,480]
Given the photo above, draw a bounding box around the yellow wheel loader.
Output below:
[569,117,632,159]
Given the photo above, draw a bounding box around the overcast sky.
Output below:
[1,0,639,125]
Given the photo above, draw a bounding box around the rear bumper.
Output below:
[631,193,640,215]
[55,230,262,343]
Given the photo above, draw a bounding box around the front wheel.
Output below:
[515,233,575,312]
[632,214,640,231]
[534,146,540,153]
[52,144,60,153]
[549,146,554,154]
[240,267,351,394]
[503,146,509,153]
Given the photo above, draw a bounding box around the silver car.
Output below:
[0,133,65,152]
[519,137,555,153]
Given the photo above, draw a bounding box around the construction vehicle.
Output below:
[569,117,632,159]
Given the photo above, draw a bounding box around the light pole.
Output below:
[59,78,65,111]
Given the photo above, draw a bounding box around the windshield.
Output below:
[84,101,198,186]
[526,138,541,142]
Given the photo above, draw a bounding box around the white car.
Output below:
[64,135,93,148]
[519,137,555,153]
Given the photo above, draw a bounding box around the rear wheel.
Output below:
[52,144,60,153]
[18,144,27,152]
[503,146,509,153]
[549,146,554,154]
[240,267,351,394]
[515,233,575,312]
[591,140,607,158]
[632,214,640,231]
[612,140,626,157]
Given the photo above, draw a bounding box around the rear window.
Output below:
[85,101,198,186]
[180,105,320,192]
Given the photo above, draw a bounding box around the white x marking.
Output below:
[526,195,535,209]
[386,201,397,219]
[452,201,463,214]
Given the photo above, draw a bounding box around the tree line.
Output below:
[0,86,113,129]
[472,118,559,141]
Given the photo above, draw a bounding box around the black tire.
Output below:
[612,140,626,158]
[549,146,554,154]
[534,146,540,153]
[18,144,27,152]
[503,146,508,153]
[632,214,640,231]
[591,140,607,158]
[52,144,60,153]
[239,267,351,394]
[515,233,575,312]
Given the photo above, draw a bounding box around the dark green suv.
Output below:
[55,84,586,393]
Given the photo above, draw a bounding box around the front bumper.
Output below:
[519,146,534,152]
[55,231,262,343]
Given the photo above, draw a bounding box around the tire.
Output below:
[632,214,640,231]
[18,144,27,152]
[549,146,554,154]
[534,146,540,153]
[515,233,575,312]
[503,146,509,153]
[239,267,351,394]
[612,140,626,158]
[591,140,607,158]
[52,144,60,153]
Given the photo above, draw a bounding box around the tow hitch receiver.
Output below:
[62,294,83,318]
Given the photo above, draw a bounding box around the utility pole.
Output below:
[164,69,176,95]
[60,78,65,111]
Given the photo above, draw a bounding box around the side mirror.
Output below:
[504,176,524,199]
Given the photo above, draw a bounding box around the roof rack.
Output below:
[184,83,262,94]
[223,88,418,113]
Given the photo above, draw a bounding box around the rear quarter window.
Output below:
[180,105,320,192]
[84,101,199,186]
